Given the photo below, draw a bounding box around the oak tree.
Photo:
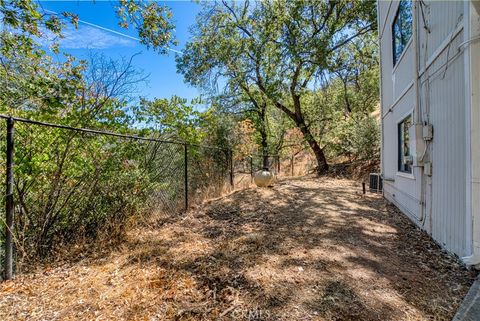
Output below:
[177,0,376,174]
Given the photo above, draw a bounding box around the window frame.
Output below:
[397,114,413,174]
[392,0,413,66]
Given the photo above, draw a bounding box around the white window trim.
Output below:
[382,80,414,118]
[396,171,415,180]
[392,37,413,74]
[391,0,413,73]
[397,110,414,177]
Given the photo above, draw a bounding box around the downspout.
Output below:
[462,0,480,268]
[413,1,425,222]
[378,1,386,189]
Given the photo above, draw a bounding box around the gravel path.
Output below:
[0,177,476,320]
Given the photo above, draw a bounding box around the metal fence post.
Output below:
[229,149,234,188]
[184,143,188,211]
[291,155,294,177]
[4,117,14,280]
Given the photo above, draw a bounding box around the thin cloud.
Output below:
[41,24,137,50]
[39,9,181,54]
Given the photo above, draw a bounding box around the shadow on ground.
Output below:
[0,177,477,321]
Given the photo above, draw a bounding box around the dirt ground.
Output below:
[0,177,477,321]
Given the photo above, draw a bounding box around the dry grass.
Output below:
[0,177,477,321]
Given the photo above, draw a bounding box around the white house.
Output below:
[378,0,480,266]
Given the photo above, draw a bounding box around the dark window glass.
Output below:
[392,0,413,65]
[398,115,412,173]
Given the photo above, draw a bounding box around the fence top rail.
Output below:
[0,114,231,153]
[249,154,280,158]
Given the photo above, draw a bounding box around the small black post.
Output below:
[184,143,188,211]
[362,182,366,195]
[291,155,294,177]
[4,117,14,280]
[277,156,280,174]
[229,149,234,187]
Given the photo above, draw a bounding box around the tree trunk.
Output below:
[257,84,329,175]
[297,119,329,175]
[260,125,269,170]
[291,91,329,175]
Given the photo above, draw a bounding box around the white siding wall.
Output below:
[418,1,464,70]
[379,0,422,225]
[424,31,466,255]
[379,1,470,257]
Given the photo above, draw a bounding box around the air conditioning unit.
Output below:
[369,173,383,193]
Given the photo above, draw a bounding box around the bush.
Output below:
[326,115,380,162]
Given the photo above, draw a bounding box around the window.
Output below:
[398,115,412,173]
[392,0,413,65]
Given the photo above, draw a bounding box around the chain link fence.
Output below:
[0,115,316,280]
[0,116,234,280]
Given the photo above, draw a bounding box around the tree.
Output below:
[115,0,177,54]
[307,35,380,162]
[0,0,175,118]
[0,0,176,124]
[0,0,176,53]
[235,91,270,169]
[136,96,208,144]
[0,7,165,258]
[177,0,377,174]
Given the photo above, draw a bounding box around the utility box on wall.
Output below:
[410,123,426,167]
[409,123,433,167]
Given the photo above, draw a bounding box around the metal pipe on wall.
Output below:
[413,0,426,223]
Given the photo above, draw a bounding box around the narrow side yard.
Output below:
[0,177,476,321]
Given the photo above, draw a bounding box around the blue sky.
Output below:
[38,1,202,101]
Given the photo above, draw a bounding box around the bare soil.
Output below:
[0,177,477,321]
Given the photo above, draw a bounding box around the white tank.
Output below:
[254,170,274,187]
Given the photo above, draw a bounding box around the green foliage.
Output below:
[0,0,74,38]
[135,96,240,153]
[6,122,189,259]
[0,41,231,265]
[0,45,157,261]
[0,0,175,55]
[136,96,207,145]
[325,115,380,161]
[300,60,380,162]
[116,0,177,54]
[0,0,382,273]
[0,0,175,264]
[176,0,378,173]
[201,109,237,151]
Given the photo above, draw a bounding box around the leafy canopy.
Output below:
[177,0,377,173]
